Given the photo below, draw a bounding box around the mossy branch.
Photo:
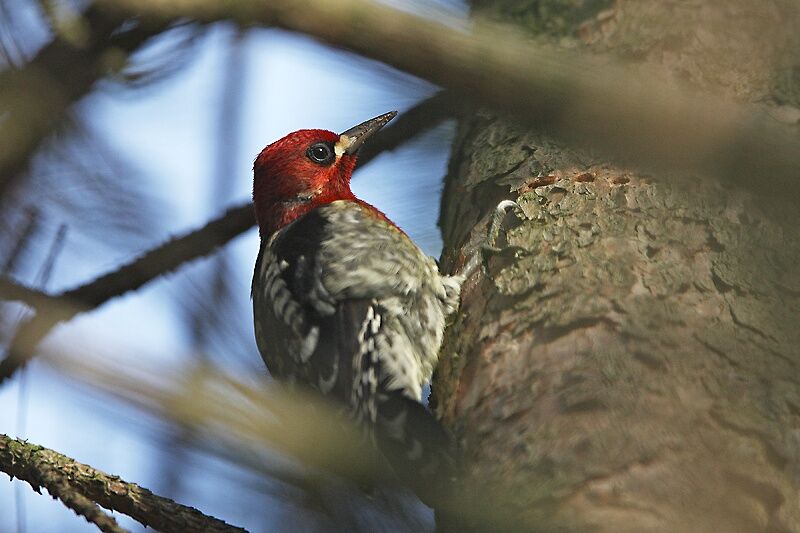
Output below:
[0,433,246,533]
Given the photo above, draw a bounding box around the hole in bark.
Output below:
[645,245,661,259]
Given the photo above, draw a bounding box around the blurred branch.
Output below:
[0,277,59,311]
[0,0,23,67]
[160,28,248,502]
[0,221,68,313]
[46,353,391,485]
[98,0,800,199]
[10,223,67,533]
[0,5,166,199]
[44,348,525,531]
[0,433,246,533]
[188,27,247,359]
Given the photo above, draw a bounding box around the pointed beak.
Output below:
[337,111,397,156]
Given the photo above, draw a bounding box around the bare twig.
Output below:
[0,277,58,312]
[36,225,69,288]
[0,433,247,533]
[97,0,800,198]
[62,204,254,309]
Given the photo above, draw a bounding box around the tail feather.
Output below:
[373,389,458,507]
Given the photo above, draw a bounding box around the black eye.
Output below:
[307,142,334,165]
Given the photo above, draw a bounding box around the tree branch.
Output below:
[37,479,129,533]
[0,277,57,310]
[1,207,40,276]
[0,202,254,382]
[96,0,800,200]
[0,433,247,532]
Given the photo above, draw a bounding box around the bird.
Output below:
[250,111,463,505]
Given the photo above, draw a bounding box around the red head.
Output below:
[253,111,397,237]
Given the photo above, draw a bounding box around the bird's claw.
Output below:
[461,200,524,278]
[485,200,521,250]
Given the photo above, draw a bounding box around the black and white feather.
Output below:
[252,200,462,503]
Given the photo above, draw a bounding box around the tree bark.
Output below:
[434,1,800,531]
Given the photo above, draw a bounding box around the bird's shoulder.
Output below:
[269,200,401,252]
[254,199,458,313]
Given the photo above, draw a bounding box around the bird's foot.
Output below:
[461,199,525,278]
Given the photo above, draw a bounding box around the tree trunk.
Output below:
[434,1,800,531]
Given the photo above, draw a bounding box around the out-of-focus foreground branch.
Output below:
[0,5,168,199]
[0,90,454,382]
[0,433,247,533]
[44,349,520,531]
[96,0,800,200]
[45,352,390,486]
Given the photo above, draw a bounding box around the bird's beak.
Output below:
[336,111,397,156]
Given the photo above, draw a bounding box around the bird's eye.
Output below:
[307,143,334,165]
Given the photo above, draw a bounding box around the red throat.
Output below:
[252,129,352,236]
[253,127,399,237]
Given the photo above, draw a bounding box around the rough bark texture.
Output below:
[434,1,800,531]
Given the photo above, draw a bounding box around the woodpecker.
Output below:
[251,111,462,503]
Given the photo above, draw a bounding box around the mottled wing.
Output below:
[252,202,458,506]
[354,304,458,503]
[253,208,362,397]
